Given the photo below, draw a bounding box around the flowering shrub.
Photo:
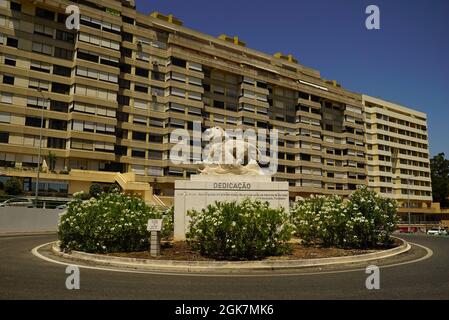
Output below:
[292,195,347,247]
[58,191,172,253]
[292,187,398,248]
[187,199,294,260]
[346,187,399,248]
[161,206,174,240]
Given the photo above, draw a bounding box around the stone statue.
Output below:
[199,127,265,176]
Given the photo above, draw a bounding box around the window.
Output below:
[213,100,225,109]
[71,139,93,151]
[54,47,73,60]
[136,51,150,62]
[49,119,67,131]
[148,167,164,177]
[51,82,70,94]
[4,55,16,66]
[149,134,163,143]
[56,30,75,43]
[133,116,147,125]
[53,65,71,77]
[0,132,9,143]
[188,91,202,101]
[189,107,202,116]
[34,24,54,37]
[118,95,130,106]
[26,117,44,128]
[149,118,164,128]
[152,72,165,82]
[171,88,185,98]
[132,131,146,141]
[134,99,148,110]
[171,72,186,82]
[135,84,148,93]
[77,50,98,63]
[32,42,52,55]
[100,56,119,68]
[148,151,163,160]
[6,37,18,48]
[257,81,268,89]
[171,57,186,68]
[169,103,186,113]
[10,2,21,11]
[135,67,149,78]
[28,78,49,91]
[75,85,116,101]
[122,32,133,42]
[50,100,68,113]
[0,112,10,123]
[243,77,255,85]
[131,149,146,158]
[189,77,202,86]
[47,137,66,149]
[30,60,51,73]
[101,22,120,35]
[188,62,202,72]
[2,75,14,85]
[0,92,12,104]
[212,86,224,96]
[76,67,117,83]
[57,13,68,24]
[27,96,49,109]
[243,90,255,99]
[122,16,134,24]
[0,15,18,29]
[80,15,101,29]
[79,32,119,50]
[36,7,55,21]
[99,71,117,83]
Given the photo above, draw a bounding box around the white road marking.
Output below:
[31,239,434,278]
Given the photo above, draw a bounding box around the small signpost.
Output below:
[147,219,163,257]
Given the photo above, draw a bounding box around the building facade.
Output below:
[363,95,433,216]
[0,0,431,213]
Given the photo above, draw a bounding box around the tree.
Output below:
[4,177,23,195]
[430,153,449,208]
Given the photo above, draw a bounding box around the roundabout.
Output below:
[38,239,412,275]
[0,234,447,299]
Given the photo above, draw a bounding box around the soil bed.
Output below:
[106,239,401,262]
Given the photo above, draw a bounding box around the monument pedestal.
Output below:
[174,175,289,241]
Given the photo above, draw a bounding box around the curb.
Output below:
[50,239,411,274]
[0,231,57,238]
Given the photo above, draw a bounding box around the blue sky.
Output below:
[135,0,449,157]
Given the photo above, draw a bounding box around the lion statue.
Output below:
[199,127,265,176]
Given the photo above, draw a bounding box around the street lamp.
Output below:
[35,88,46,207]
[407,177,411,233]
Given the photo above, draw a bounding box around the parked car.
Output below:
[56,202,72,210]
[0,198,34,208]
[427,228,448,236]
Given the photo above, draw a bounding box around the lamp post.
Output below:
[408,177,411,233]
[35,89,46,207]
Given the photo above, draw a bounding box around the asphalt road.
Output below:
[0,234,448,300]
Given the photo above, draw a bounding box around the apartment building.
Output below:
[363,95,433,217]
[0,0,390,203]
